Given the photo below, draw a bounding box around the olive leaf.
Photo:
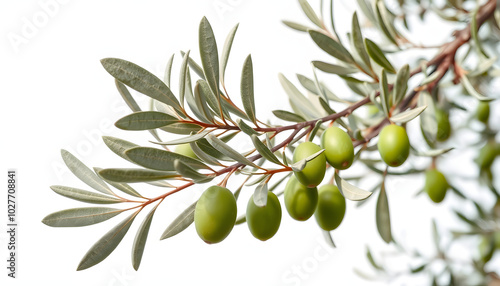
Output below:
[282,20,311,32]
[419,91,438,143]
[461,75,493,102]
[50,185,122,204]
[102,136,138,162]
[160,201,196,240]
[334,173,373,201]
[250,134,282,166]
[365,39,396,73]
[151,130,211,145]
[77,212,138,271]
[309,30,355,64]
[61,150,115,196]
[206,134,260,168]
[393,64,409,106]
[94,167,143,198]
[253,180,269,207]
[174,159,215,183]
[101,58,183,115]
[241,54,257,123]
[290,149,325,172]
[115,79,142,112]
[115,111,178,131]
[42,207,123,227]
[298,0,323,28]
[178,50,191,108]
[199,17,220,104]
[390,105,427,124]
[98,168,178,183]
[379,69,390,117]
[220,23,239,84]
[132,204,158,270]
[376,182,392,243]
[125,147,211,171]
[163,53,175,87]
[351,12,372,70]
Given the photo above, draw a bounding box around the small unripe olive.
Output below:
[292,141,326,188]
[424,169,448,203]
[476,102,490,124]
[477,141,499,170]
[194,186,237,244]
[435,108,451,142]
[284,175,318,221]
[377,124,410,167]
[246,192,282,241]
[175,143,198,160]
[321,126,354,170]
[314,184,346,231]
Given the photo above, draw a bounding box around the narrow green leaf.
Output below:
[356,0,376,24]
[151,130,211,146]
[206,134,260,168]
[298,0,323,27]
[174,159,214,183]
[282,20,310,32]
[241,55,257,123]
[132,204,158,271]
[471,8,488,58]
[94,167,143,198]
[189,140,222,166]
[278,74,317,118]
[393,64,409,106]
[160,122,202,135]
[192,80,215,123]
[50,185,122,204]
[334,173,373,201]
[102,136,138,162]
[101,58,183,115]
[253,181,269,207]
[351,12,372,69]
[163,53,175,87]
[272,110,306,123]
[379,69,390,117]
[419,91,438,142]
[390,105,427,124]
[61,150,114,196]
[160,201,196,240]
[309,30,355,64]
[461,75,493,102]
[125,146,210,171]
[312,61,358,75]
[197,79,230,120]
[115,111,178,131]
[199,17,220,101]
[365,39,396,73]
[237,119,259,136]
[178,50,191,108]
[469,57,497,77]
[42,207,122,227]
[291,149,325,172]
[366,246,383,270]
[432,219,440,252]
[115,79,141,112]
[375,2,398,45]
[322,230,336,248]
[180,51,205,80]
[411,147,453,157]
[196,138,232,161]
[220,23,239,84]
[98,168,178,183]
[251,134,282,166]
[77,212,137,271]
[376,182,392,243]
[309,120,323,141]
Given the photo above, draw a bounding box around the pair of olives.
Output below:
[283,175,346,230]
[194,185,282,243]
[292,126,354,188]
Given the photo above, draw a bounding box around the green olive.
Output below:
[314,184,346,231]
[194,186,237,244]
[321,126,354,170]
[377,124,410,167]
[292,141,326,188]
[284,175,318,221]
[477,141,499,170]
[246,192,282,241]
[424,169,448,203]
[476,102,490,124]
[435,108,451,142]
[175,143,198,160]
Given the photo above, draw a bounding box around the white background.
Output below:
[1,0,498,285]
